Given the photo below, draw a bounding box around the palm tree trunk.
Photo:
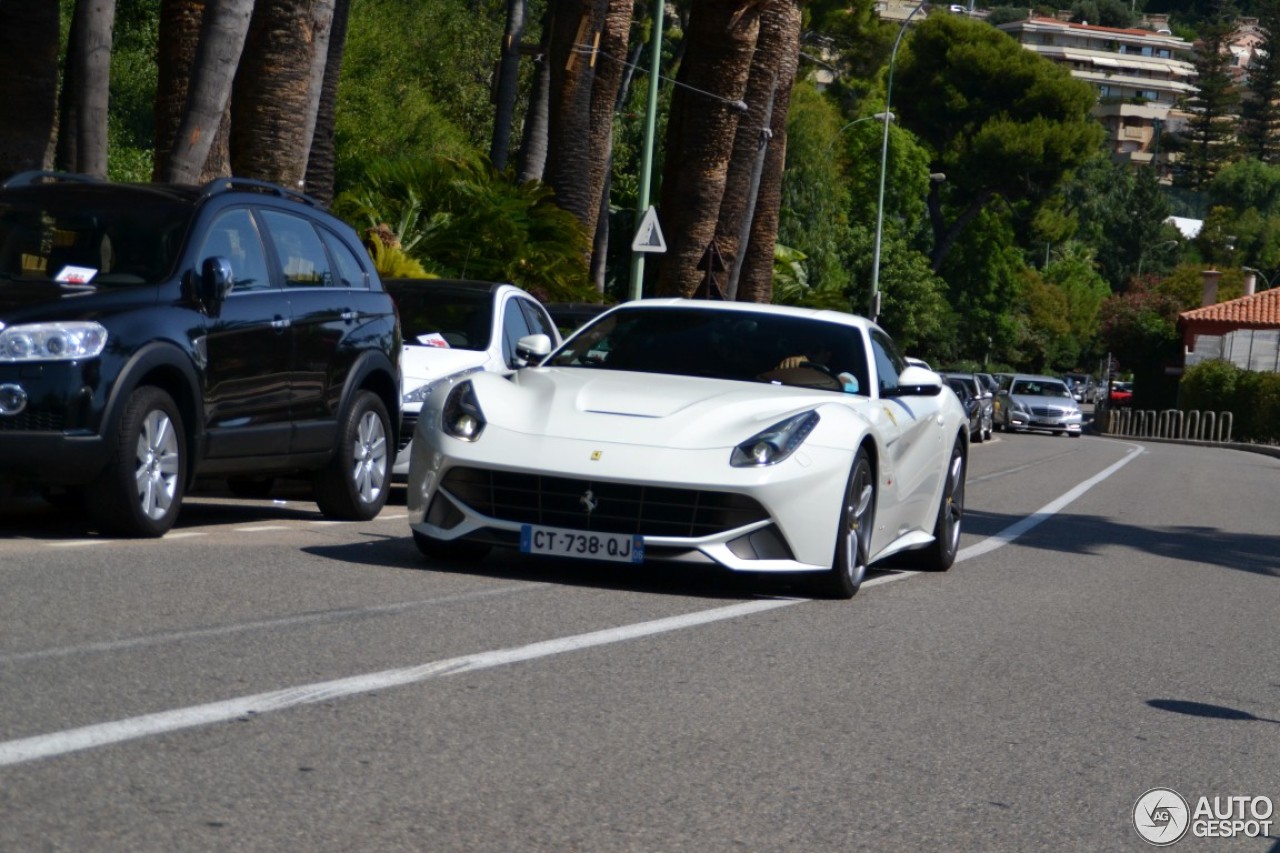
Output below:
[735,0,801,304]
[0,3,60,178]
[655,0,758,297]
[59,0,116,178]
[490,0,526,170]
[304,0,350,205]
[162,0,254,184]
[517,5,552,184]
[230,0,333,188]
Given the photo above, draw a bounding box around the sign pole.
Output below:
[628,0,663,301]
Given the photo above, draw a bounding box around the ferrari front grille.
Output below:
[441,466,769,538]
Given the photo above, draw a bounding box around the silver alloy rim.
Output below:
[351,410,388,504]
[842,469,874,585]
[941,452,964,551]
[134,409,180,521]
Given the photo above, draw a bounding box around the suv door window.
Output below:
[319,227,368,288]
[869,330,906,397]
[197,209,272,292]
[260,209,333,287]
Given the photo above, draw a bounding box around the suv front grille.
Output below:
[0,410,66,432]
[442,466,768,538]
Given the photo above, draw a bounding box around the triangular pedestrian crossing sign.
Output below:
[631,206,667,253]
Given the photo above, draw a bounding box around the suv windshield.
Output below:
[0,187,192,287]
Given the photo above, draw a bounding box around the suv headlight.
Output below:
[442,381,486,441]
[731,411,819,467]
[0,322,108,362]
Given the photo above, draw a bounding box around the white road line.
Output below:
[46,540,104,549]
[233,525,292,533]
[0,585,547,665]
[162,531,208,540]
[0,443,1145,768]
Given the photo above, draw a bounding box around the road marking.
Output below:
[162,531,207,540]
[233,525,292,533]
[46,540,104,549]
[0,442,1145,767]
[0,585,547,665]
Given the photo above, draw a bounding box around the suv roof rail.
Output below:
[2,170,104,189]
[198,176,320,208]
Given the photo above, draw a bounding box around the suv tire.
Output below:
[312,390,392,520]
[87,386,186,537]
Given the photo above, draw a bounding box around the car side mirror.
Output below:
[514,333,553,367]
[893,365,943,397]
[198,257,234,309]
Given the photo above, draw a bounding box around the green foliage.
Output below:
[333,156,597,302]
[938,207,1023,365]
[1098,276,1183,375]
[1180,359,1280,443]
[336,0,509,192]
[778,82,856,304]
[105,0,158,181]
[366,240,435,278]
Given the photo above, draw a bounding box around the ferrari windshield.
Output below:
[0,187,191,287]
[548,305,870,393]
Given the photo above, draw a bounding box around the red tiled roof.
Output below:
[1179,287,1280,327]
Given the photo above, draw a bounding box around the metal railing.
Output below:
[1098,408,1234,442]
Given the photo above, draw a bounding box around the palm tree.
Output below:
[0,3,60,179]
[717,0,802,303]
[305,0,352,204]
[230,0,335,187]
[160,0,255,184]
[656,0,759,296]
[58,0,117,177]
[543,0,633,252]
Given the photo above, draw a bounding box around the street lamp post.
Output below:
[869,0,925,323]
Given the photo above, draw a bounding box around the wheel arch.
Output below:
[100,342,203,486]
[336,349,401,452]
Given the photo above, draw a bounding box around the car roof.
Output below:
[382,278,515,297]
[613,298,878,331]
[1010,373,1068,384]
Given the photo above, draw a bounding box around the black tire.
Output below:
[313,390,392,520]
[810,448,875,599]
[918,438,965,572]
[413,529,492,562]
[86,386,186,537]
[227,476,275,498]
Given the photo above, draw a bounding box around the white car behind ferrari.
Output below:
[406,300,968,598]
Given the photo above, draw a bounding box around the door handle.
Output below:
[341,310,357,323]
[271,316,290,331]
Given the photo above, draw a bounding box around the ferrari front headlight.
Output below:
[730,411,819,467]
[0,322,108,362]
[442,380,486,441]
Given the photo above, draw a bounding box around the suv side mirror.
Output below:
[198,257,234,310]
[514,333,552,367]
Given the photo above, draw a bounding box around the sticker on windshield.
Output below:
[55,265,98,284]
[414,332,450,348]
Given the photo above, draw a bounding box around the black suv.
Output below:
[0,172,401,536]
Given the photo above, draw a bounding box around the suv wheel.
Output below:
[313,390,391,520]
[87,386,186,537]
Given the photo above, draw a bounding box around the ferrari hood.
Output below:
[471,367,865,449]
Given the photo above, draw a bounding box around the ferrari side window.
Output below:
[869,331,905,397]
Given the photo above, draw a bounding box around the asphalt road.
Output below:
[1,432,1277,852]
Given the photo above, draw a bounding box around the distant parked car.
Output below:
[1109,381,1134,407]
[995,374,1083,437]
[942,372,992,442]
[385,279,562,477]
[1062,373,1097,404]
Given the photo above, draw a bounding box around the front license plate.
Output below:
[520,524,644,564]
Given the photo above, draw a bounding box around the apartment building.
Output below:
[997,15,1197,181]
